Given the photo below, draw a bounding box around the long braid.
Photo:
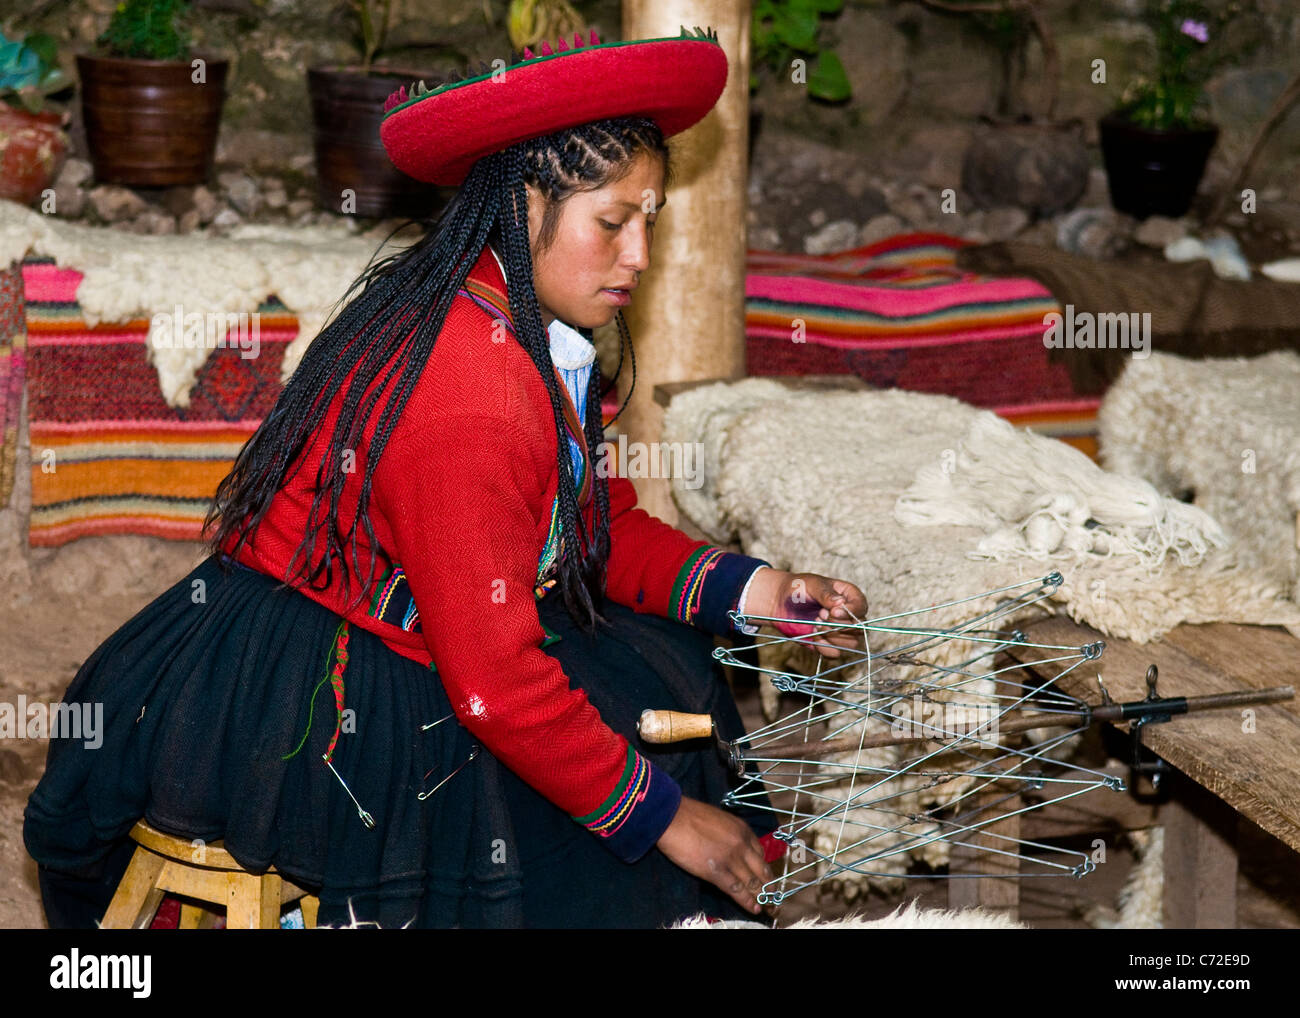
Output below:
[205,115,668,635]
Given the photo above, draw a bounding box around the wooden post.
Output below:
[618,0,752,525]
[1161,770,1239,928]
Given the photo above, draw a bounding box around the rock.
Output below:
[832,8,908,125]
[859,214,905,245]
[804,219,859,255]
[910,126,972,191]
[982,207,1030,242]
[54,157,93,192]
[159,186,195,218]
[210,207,243,233]
[287,198,315,219]
[1203,232,1251,280]
[808,208,828,229]
[1055,207,1134,259]
[88,184,149,223]
[218,170,261,216]
[51,182,86,219]
[749,225,782,252]
[177,208,201,233]
[124,209,177,235]
[1260,257,1300,283]
[1081,167,1111,209]
[1134,215,1188,249]
[50,163,89,217]
[1164,236,1207,262]
[961,123,1090,217]
[887,184,938,229]
[191,185,220,224]
[264,182,288,209]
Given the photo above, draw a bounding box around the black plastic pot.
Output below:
[1098,112,1218,219]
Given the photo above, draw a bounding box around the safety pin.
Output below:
[417,746,480,801]
[420,711,455,732]
[323,754,376,830]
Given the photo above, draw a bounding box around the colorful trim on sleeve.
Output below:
[572,745,682,863]
[669,546,773,637]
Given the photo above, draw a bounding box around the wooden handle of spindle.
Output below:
[638,710,715,744]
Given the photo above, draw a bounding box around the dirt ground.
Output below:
[2,415,1298,930]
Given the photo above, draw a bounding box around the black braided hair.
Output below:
[204,115,670,635]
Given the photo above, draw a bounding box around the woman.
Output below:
[25,29,866,928]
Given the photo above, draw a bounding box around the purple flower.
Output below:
[1179,19,1209,44]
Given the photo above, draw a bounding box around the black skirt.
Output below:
[23,554,771,929]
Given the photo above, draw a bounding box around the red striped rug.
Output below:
[22,260,295,546]
[745,233,1090,421]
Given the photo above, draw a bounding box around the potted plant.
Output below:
[308,0,441,218]
[1099,0,1251,219]
[77,0,228,187]
[0,29,72,206]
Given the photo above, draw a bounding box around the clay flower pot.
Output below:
[308,65,438,218]
[77,52,228,187]
[0,103,67,205]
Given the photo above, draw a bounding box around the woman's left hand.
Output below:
[745,569,868,658]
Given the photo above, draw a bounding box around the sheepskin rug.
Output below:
[0,200,414,406]
[663,378,1300,651]
[661,380,1299,898]
[1099,351,1300,607]
[672,899,1025,929]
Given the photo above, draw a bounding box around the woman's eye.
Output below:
[600,220,621,231]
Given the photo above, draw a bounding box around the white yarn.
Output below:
[895,412,1227,575]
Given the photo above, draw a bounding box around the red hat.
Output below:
[381,27,729,186]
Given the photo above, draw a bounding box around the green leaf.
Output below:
[22,33,58,71]
[807,50,851,101]
[775,8,818,51]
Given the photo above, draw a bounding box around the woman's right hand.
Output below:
[657,796,771,915]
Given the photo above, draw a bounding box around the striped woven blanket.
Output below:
[22,260,294,545]
[746,233,1099,454]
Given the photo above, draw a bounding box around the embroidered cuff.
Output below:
[669,546,772,637]
[572,745,682,863]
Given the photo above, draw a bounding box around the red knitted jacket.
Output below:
[222,243,766,861]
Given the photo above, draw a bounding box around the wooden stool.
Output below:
[101,820,320,929]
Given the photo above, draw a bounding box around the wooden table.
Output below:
[1006,617,1300,927]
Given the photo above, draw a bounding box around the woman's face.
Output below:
[525,150,665,332]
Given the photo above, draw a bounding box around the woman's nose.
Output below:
[622,225,652,273]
